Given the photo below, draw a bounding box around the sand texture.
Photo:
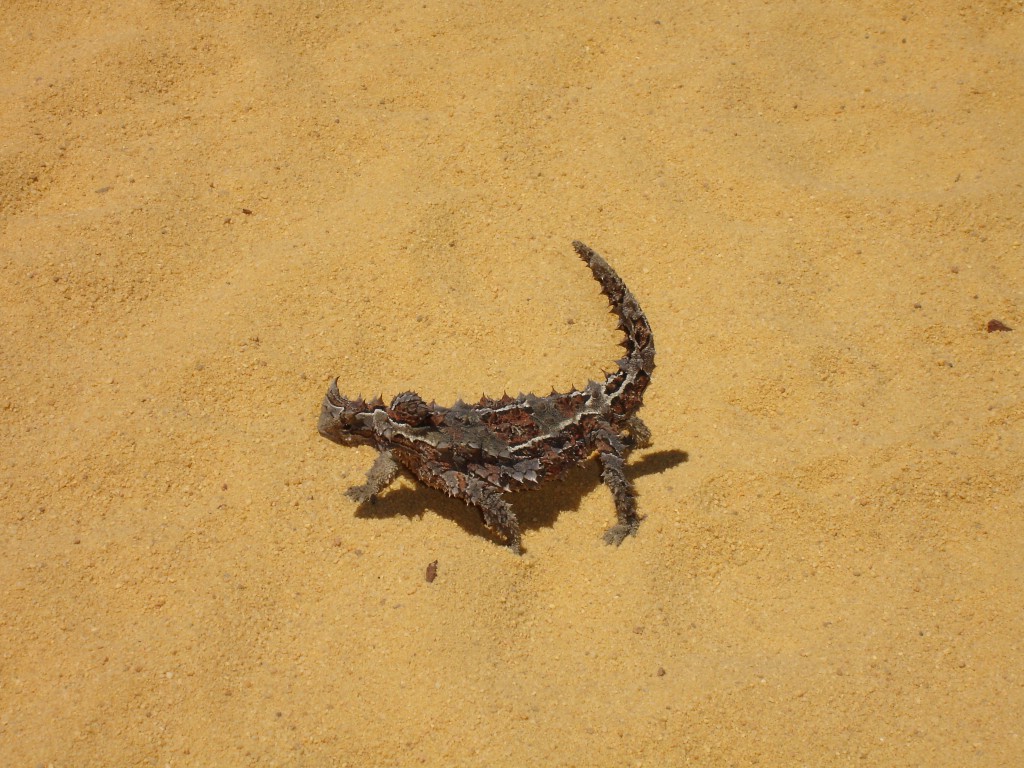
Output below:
[2,1,1023,765]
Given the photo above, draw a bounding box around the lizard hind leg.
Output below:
[625,415,652,449]
[590,424,642,545]
[440,470,522,554]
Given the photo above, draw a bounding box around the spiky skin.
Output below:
[318,241,655,554]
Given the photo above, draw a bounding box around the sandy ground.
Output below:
[2,1,1023,765]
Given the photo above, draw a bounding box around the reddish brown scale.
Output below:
[480,407,545,443]
[553,392,587,418]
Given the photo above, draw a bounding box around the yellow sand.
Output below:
[2,2,1022,765]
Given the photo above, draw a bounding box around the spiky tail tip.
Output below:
[572,241,655,376]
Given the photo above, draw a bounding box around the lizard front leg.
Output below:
[345,450,400,504]
[439,470,522,555]
[589,423,642,545]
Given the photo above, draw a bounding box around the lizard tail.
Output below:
[572,241,655,410]
[573,241,656,376]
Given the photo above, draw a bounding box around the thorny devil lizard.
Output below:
[317,241,655,554]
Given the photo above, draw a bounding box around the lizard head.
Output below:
[317,379,379,446]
